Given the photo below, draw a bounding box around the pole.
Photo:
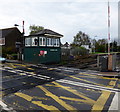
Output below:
[22,20,25,35]
[108,1,110,55]
[22,20,25,46]
[22,20,25,61]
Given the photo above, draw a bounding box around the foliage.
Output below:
[11,54,18,60]
[73,31,91,46]
[93,39,107,53]
[93,39,119,53]
[118,46,120,52]
[2,47,15,57]
[71,47,88,56]
[111,41,118,52]
[29,25,44,35]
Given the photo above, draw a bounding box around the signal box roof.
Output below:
[29,29,63,38]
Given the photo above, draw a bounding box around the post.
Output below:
[22,20,25,46]
[97,54,100,68]
[108,1,110,55]
[22,20,25,61]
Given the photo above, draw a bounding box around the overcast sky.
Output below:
[0,0,119,43]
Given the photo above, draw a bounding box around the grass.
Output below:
[91,52,120,55]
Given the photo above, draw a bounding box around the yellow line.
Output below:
[14,92,32,101]
[78,75,97,78]
[52,82,96,105]
[15,92,60,111]
[79,73,96,77]
[91,80,117,111]
[67,75,106,87]
[109,81,116,86]
[60,96,94,105]
[32,101,61,111]
[6,63,16,68]
[91,91,111,111]
[27,68,34,70]
[14,64,35,70]
[14,63,27,67]
[117,84,120,88]
[79,73,118,80]
[45,84,59,87]
[47,68,54,70]
[67,74,117,89]
[37,86,77,110]
[10,63,16,68]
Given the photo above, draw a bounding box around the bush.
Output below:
[11,54,18,60]
[71,47,89,56]
[2,46,16,58]
[6,54,17,60]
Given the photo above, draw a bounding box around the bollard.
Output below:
[108,54,116,71]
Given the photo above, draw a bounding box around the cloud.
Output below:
[0,0,118,43]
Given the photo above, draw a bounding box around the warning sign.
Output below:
[0,38,5,45]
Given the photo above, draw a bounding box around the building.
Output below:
[81,45,92,53]
[24,29,63,64]
[0,27,22,54]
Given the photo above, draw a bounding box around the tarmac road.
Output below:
[0,62,120,111]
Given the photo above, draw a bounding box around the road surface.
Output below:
[0,62,120,111]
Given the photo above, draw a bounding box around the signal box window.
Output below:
[32,37,38,46]
[39,37,46,46]
[25,38,31,46]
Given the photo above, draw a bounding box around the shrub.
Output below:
[71,47,89,56]
[11,54,18,60]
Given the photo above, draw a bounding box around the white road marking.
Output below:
[54,68,74,72]
[0,100,16,111]
[56,79,120,93]
[1,66,53,81]
[109,92,119,111]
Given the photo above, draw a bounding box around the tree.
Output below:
[73,31,90,46]
[29,25,44,35]
[111,40,117,52]
[95,39,107,52]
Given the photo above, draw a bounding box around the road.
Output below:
[0,62,120,111]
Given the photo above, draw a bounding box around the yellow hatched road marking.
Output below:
[67,75,117,89]
[14,92,60,111]
[15,92,32,101]
[91,91,111,111]
[37,86,77,111]
[109,81,116,86]
[32,101,61,112]
[91,80,117,111]
[67,75,106,87]
[52,82,96,105]
[60,96,94,105]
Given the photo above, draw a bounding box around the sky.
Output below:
[0,0,119,44]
